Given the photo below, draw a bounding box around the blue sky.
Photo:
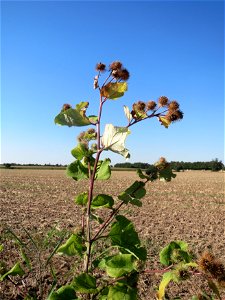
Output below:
[1,1,224,165]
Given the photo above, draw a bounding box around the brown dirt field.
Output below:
[0,169,224,299]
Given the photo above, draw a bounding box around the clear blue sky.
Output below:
[1,1,224,165]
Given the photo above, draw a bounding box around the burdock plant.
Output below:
[52,61,183,299]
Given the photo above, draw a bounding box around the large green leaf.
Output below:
[71,143,89,160]
[159,241,191,266]
[67,160,89,181]
[48,285,77,300]
[157,271,179,300]
[91,194,114,209]
[1,262,25,280]
[101,82,128,100]
[95,158,111,180]
[72,273,97,293]
[55,105,91,127]
[105,254,136,278]
[124,181,145,197]
[57,234,85,257]
[74,192,88,206]
[108,284,137,300]
[101,124,131,158]
[109,216,147,261]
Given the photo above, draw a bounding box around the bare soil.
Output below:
[0,169,224,299]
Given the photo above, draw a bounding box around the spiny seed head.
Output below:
[137,101,146,111]
[147,100,157,110]
[119,69,130,81]
[168,101,180,112]
[96,62,106,72]
[87,128,96,134]
[109,61,122,71]
[198,252,225,283]
[158,96,169,107]
[77,131,85,142]
[112,69,120,79]
[155,157,169,170]
[166,110,184,122]
[62,103,72,111]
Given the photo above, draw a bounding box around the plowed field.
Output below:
[0,169,224,299]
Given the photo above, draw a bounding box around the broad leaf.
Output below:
[72,273,97,293]
[67,160,89,181]
[101,82,128,100]
[91,194,114,209]
[125,181,146,199]
[109,216,147,261]
[1,262,25,280]
[101,124,131,158]
[95,158,111,180]
[118,192,132,204]
[55,104,91,127]
[48,285,77,300]
[124,105,132,123]
[160,241,191,266]
[157,271,179,300]
[74,192,88,206]
[57,234,85,256]
[71,143,89,160]
[105,254,136,278]
[108,284,137,300]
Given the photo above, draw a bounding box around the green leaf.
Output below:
[48,285,77,300]
[55,103,91,127]
[158,166,176,182]
[57,234,85,257]
[72,273,97,293]
[71,143,89,160]
[129,199,142,207]
[109,216,147,260]
[95,158,111,180]
[74,192,88,206]
[124,106,132,123]
[101,124,131,158]
[118,192,132,204]
[67,160,89,181]
[105,254,136,278]
[160,241,191,266]
[125,181,145,196]
[0,245,3,252]
[108,284,137,300]
[157,271,179,300]
[91,194,114,209]
[101,82,128,100]
[1,262,25,280]
[136,169,150,180]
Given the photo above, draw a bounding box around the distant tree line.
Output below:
[2,159,224,171]
[114,159,224,172]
